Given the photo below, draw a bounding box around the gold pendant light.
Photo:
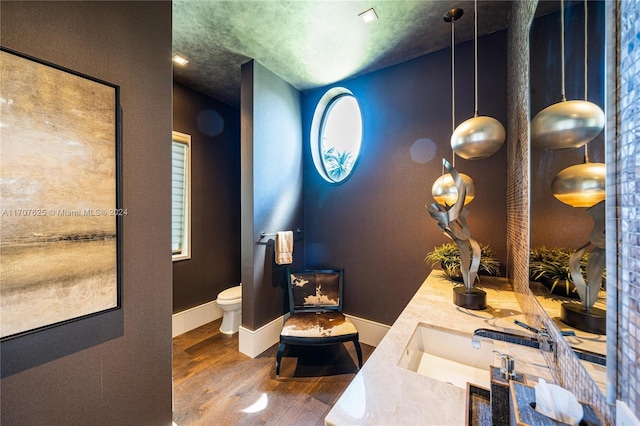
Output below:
[552,147,605,208]
[432,8,475,206]
[531,0,604,150]
[532,100,604,150]
[451,0,505,160]
[432,171,475,206]
[550,1,606,208]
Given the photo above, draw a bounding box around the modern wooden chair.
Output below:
[275,269,363,379]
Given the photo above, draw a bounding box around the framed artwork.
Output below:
[0,47,122,340]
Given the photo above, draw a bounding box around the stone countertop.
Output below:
[529,281,607,394]
[324,271,554,426]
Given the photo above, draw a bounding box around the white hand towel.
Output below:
[275,231,293,265]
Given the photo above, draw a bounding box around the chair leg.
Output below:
[353,339,363,370]
[275,342,286,380]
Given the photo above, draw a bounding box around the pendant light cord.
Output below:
[451,17,456,134]
[451,16,456,167]
[584,0,588,101]
[583,0,589,164]
[474,0,478,117]
[561,0,566,102]
[584,144,590,163]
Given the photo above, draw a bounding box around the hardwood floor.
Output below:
[172,319,374,426]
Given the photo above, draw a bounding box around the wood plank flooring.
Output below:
[172,319,374,426]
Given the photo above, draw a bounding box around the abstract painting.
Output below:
[0,48,121,339]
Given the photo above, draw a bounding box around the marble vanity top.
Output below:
[324,271,554,426]
[529,281,607,394]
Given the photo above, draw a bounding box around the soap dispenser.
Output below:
[491,351,526,426]
[497,351,516,381]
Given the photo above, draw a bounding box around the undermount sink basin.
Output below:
[398,323,495,389]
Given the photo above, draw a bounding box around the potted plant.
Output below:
[425,242,501,282]
[529,246,606,298]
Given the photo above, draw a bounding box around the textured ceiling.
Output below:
[172,1,559,107]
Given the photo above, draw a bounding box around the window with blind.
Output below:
[172,131,191,261]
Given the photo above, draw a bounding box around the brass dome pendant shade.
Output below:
[432,172,476,206]
[532,100,604,151]
[451,0,505,160]
[451,116,506,160]
[432,7,476,205]
[531,0,604,151]
[551,158,605,208]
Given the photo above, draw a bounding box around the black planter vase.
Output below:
[560,303,606,335]
[453,286,487,310]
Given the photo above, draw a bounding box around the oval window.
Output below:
[310,88,362,183]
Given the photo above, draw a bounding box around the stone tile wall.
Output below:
[616,0,640,420]
[506,0,534,299]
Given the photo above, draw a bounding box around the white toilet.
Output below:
[216,284,242,334]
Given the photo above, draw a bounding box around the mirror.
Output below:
[529,0,606,394]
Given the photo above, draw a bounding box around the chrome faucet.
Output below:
[472,320,555,353]
[513,319,548,337]
[514,319,576,337]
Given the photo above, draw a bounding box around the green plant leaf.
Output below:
[529,246,606,294]
[425,242,501,277]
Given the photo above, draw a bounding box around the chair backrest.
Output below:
[286,269,344,313]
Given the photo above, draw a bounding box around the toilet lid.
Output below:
[218,286,241,301]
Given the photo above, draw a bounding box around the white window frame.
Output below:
[172,131,191,261]
[310,87,362,184]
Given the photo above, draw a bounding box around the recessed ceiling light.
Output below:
[172,55,189,66]
[359,8,378,24]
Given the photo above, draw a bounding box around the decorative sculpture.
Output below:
[427,159,486,310]
[561,200,606,334]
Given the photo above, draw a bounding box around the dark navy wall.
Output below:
[302,31,509,325]
[173,82,241,313]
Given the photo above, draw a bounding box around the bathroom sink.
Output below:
[398,323,495,389]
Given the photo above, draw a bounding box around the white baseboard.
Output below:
[239,315,285,358]
[617,400,640,426]
[237,313,390,358]
[172,300,222,338]
[344,314,390,347]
